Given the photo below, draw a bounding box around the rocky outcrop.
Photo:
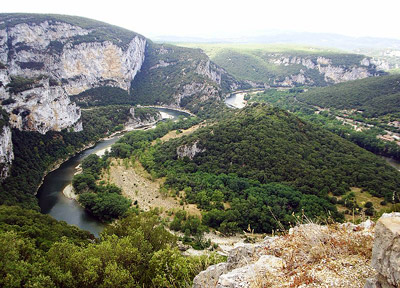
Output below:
[132,42,240,109]
[194,221,375,288]
[174,82,221,107]
[268,54,381,86]
[124,107,162,129]
[177,140,205,160]
[365,213,400,288]
[2,76,82,134]
[0,125,13,179]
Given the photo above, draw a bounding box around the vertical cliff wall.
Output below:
[0,17,147,134]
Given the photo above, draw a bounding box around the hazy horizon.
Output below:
[2,0,400,41]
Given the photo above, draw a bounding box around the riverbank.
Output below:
[34,140,100,195]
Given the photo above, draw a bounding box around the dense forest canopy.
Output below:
[110,104,400,234]
[297,74,400,117]
[0,207,224,287]
[147,105,399,198]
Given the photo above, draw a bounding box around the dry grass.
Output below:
[103,159,179,211]
[334,188,385,221]
[151,122,205,145]
[256,221,375,287]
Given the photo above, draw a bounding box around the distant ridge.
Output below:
[153,31,400,50]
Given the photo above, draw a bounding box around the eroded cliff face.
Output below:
[3,77,82,134]
[0,19,146,133]
[0,125,13,179]
[268,55,381,87]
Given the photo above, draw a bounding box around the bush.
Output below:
[78,192,131,221]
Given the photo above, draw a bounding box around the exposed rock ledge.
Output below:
[177,140,205,160]
[365,213,400,288]
[0,125,14,179]
[194,220,375,288]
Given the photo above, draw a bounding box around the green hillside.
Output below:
[178,43,381,86]
[131,42,221,111]
[297,74,400,116]
[113,104,400,233]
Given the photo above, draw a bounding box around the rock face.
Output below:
[365,213,400,288]
[3,77,82,134]
[0,125,13,179]
[177,140,205,160]
[124,107,162,129]
[0,16,146,134]
[267,55,382,87]
[194,221,375,288]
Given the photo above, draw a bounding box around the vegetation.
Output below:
[0,108,9,130]
[72,154,131,221]
[6,75,42,94]
[0,209,224,287]
[71,86,134,107]
[249,87,400,160]
[109,105,399,234]
[0,205,92,251]
[297,74,400,117]
[0,106,136,210]
[170,210,210,250]
[131,42,223,110]
[178,43,378,86]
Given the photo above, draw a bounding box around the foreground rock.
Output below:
[194,221,375,288]
[365,213,400,288]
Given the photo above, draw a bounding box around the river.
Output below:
[36,108,188,237]
[382,156,400,171]
[225,92,247,109]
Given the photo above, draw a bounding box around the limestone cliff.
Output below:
[0,14,146,134]
[177,140,205,160]
[0,124,13,180]
[267,55,382,87]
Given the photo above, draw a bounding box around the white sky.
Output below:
[3,0,400,40]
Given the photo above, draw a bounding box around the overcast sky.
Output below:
[3,0,400,40]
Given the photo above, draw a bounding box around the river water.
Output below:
[36,108,187,237]
[382,156,400,171]
[225,92,247,109]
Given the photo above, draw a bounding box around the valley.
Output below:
[0,11,400,288]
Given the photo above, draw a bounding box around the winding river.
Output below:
[36,108,188,237]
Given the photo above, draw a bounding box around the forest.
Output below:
[0,106,158,210]
[0,206,224,287]
[297,74,400,117]
[110,104,400,234]
[249,88,400,160]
